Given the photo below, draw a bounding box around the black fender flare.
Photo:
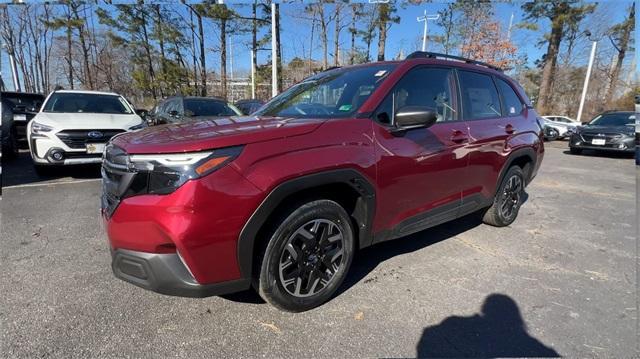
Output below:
[496,147,537,195]
[236,168,376,279]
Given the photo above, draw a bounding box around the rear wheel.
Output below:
[2,127,18,159]
[483,166,525,227]
[257,200,354,312]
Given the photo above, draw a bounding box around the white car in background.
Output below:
[542,115,580,139]
[27,90,145,174]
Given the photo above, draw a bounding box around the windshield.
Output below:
[43,93,133,114]
[255,64,396,118]
[183,98,241,117]
[589,112,635,126]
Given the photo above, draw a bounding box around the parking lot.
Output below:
[0,141,636,357]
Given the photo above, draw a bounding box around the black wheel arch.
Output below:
[237,168,376,279]
[496,147,537,193]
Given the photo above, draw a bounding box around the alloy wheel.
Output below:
[278,219,345,298]
[500,175,522,220]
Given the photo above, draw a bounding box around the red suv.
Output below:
[102,52,544,311]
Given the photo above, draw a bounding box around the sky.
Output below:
[0,0,635,91]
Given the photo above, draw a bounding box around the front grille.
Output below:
[101,144,136,218]
[580,132,622,143]
[57,129,125,149]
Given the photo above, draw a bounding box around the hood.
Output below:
[580,125,635,135]
[33,112,143,130]
[111,116,327,154]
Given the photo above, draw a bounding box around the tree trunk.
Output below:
[252,1,258,96]
[377,4,388,62]
[66,16,74,89]
[189,8,198,94]
[319,6,328,69]
[604,4,634,106]
[334,5,340,66]
[350,5,356,65]
[154,5,166,97]
[198,12,206,96]
[139,8,156,99]
[275,3,282,92]
[220,17,227,99]
[536,4,565,114]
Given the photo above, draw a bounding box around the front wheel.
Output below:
[569,147,582,155]
[482,166,525,227]
[257,200,355,312]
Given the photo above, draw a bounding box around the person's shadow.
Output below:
[417,294,560,358]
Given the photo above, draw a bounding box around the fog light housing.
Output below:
[50,150,64,161]
[618,143,626,149]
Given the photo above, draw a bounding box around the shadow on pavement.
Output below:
[1,150,101,188]
[222,210,488,305]
[417,293,559,358]
[562,149,635,159]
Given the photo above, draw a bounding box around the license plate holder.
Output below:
[86,143,106,154]
[591,138,606,146]
[13,114,27,122]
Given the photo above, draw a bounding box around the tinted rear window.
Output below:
[458,71,502,120]
[1,93,45,112]
[183,99,240,117]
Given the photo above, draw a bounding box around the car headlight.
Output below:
[31,121,53,137]
[126,146,243,194]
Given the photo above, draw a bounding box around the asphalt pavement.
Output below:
[0,142,636,357]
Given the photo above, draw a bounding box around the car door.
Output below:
[372,66,471,239]
[463,72,526,205]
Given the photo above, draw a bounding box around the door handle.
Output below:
[505,124,516,134]
[450,130,468,143]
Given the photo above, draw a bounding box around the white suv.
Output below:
[27,90,145,173]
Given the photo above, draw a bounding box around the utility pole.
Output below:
[417,10,439,52]
[271,2,278,97]
[577,38,597,123]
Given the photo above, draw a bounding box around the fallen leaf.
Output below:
[259,321,282,334]
[354,311,364,320]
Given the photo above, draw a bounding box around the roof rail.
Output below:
[405,51,503,72]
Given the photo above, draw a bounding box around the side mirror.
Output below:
[393,106,438,133]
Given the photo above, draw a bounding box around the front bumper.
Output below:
[570,134,635,153]
[111,249,250,297]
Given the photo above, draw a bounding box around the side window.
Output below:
[458,70,501,120]
[496,78,524,117]
[375,67,456,125]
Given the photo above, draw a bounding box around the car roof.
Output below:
[54,89,123,96]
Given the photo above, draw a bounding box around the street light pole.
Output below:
[576,40,597,123]
[250,50,256,99]
[417,10,439,52]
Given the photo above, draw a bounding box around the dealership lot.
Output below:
[0,142,635,357]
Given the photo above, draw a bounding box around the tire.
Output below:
[482,166,525,227]
[2,127,18,159]
[33,164,54,177]
[257,199,355,312]
[569,147,582,155]
[544,128,559,141]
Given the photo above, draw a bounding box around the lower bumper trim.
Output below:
[111,249,250,298]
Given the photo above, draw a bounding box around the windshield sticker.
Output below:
[339,104,352,112]
[374,70,387,77]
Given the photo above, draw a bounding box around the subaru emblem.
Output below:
[88,131,104,139]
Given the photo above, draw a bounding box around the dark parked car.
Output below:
[235,99,265,115]
[569,111,635,155]
[102,51,544,312]
[1,91,45,157]
[151,96,241,125]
